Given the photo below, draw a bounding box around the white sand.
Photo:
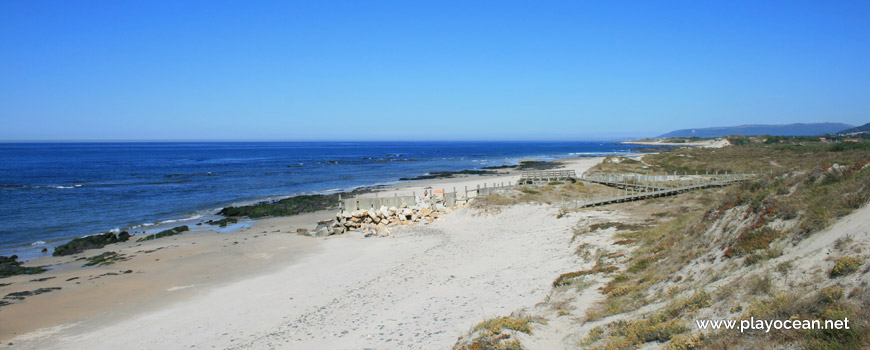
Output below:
[13,205,577,350]
[5,157,605,350]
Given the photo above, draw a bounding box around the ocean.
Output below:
[0,141,653,259]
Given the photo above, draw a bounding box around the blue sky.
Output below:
[1,1,868,141]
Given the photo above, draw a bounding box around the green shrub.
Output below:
[829,256,864,278]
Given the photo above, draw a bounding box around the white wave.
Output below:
[31,241,46,246]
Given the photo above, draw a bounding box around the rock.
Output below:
[136,226,189,243]
[341,210,352,218]
[296,228,310,236]
[53,231,131,256]
[419,208,432,216]
[402,208,413,217]
[367,210,380,223]
[313,227,330,237]
[352,210,365,218]
[1,256,47,277]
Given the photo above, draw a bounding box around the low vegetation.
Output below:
[830,256,865,278]
[553,263,618,287]
[461,138,870,350]
[471,181,618,213]
[455,316,540,350]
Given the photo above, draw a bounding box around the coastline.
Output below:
[2,149,613,261]
[0,156,605,347]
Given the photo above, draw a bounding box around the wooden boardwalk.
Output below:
[564,173,753,209]
[519,170,577,184]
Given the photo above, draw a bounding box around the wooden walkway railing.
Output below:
[519,170,577,184]
[564,173,754,209]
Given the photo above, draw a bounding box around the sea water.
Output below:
[0,141,656,258]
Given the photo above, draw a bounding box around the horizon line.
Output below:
[0,138,641,143]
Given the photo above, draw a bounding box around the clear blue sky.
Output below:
[1,1,868,141]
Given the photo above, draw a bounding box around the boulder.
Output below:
[313,227,330,237]
[419,208,432,216]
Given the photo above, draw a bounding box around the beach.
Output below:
[0,157,604,349]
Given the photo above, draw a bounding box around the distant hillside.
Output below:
[657,123,853,138]
[838,122,870,134]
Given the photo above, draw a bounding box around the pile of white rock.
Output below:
[301,202,467,238]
